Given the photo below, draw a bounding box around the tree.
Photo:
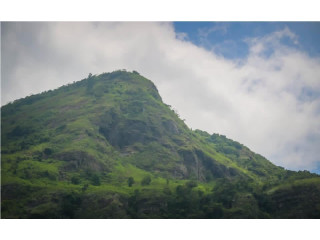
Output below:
[186,180,198,189]
[91,174,101,186]
[71,176,80,185]
[128,177,135,187]
[86,74,95,93]
[141,175,151,186]
[44,148,53,155]
[82,184,89,192]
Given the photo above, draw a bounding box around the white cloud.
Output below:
[176,32,188,41]
[198,23,228,38]
[197,23,229,51]
[2,22,320,172]
[245,26,299,56]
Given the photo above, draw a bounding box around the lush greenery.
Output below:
[2,70,320,218]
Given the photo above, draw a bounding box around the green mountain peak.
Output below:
[2,70,320,218]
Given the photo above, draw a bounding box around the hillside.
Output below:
[1,70,320,218]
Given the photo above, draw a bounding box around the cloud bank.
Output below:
[2,22,320,172]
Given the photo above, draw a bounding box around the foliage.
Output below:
[128,177,135,187]
[71,176,81,185]
[90,173,101,186]
[141,175,152,186]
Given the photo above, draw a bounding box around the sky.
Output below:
[1,22,320,173]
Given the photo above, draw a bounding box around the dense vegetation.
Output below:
[2,70,320,218]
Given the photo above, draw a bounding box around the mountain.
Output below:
[1,70,320,218]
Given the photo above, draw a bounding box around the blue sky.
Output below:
[174,22,320,59]
[2,22,320,173]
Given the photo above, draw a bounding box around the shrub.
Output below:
[186,180,198,189]
[71,176,81,185]
[128,177,135,187]
[82,184,89,192]
[141,175,151,186]
[44,148,53,155]
[91,174,101,186]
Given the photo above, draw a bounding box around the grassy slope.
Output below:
[1,70,319,218]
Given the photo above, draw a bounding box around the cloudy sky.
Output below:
[2,22,320,173]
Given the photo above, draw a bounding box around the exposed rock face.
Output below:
[177,148,241,181]
[163,120,180,134]
[56,151,106,171]
[99,119,155,149]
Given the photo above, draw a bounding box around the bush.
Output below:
[44,148,53,155]
[82,184,89,192]
[128,177,135,187]
[71,176,81,185]
[141,176,151,186]
[186,180,198,189]
[91,174,101,186]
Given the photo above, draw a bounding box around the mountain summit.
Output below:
[2,70,320,218]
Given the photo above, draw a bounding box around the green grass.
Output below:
[266,177,320,194]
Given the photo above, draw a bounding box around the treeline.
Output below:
[1,179,277,219]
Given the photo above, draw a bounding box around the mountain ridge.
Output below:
[2,70,320,218]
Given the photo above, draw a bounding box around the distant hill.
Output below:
[2,70,320,218]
